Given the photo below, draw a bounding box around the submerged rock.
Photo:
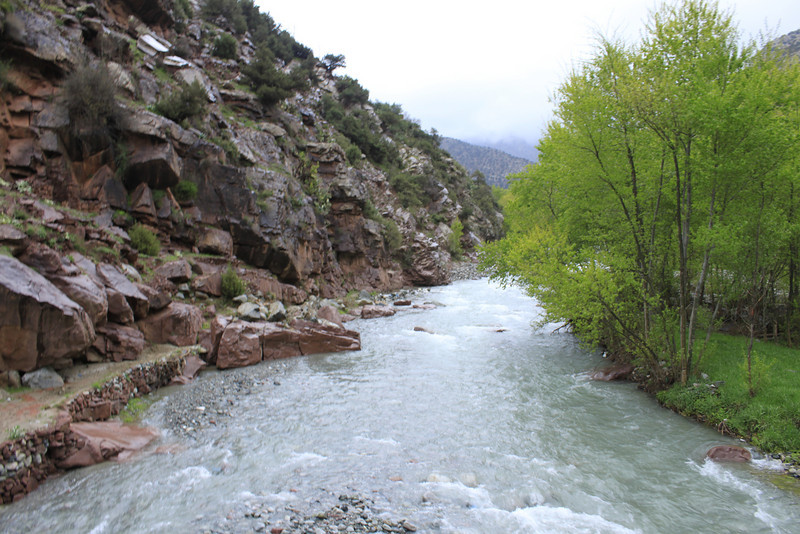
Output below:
[707,445,752,462]
[591,363,634,381]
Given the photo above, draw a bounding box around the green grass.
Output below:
[120,397,152,423]
[657,332,800,453]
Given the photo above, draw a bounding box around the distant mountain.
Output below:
[440,137,534,189]
[468,138,540,162]
[774,29,800,58]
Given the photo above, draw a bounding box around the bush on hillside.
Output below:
[448,219,464,258]
[153,80,208,125]
[221,265,247,299]
[129,224,160,256]
[173,181,198,203]
[212,33,238,59]
[243,45,307,107]
[336,76,369,107]
[63,62,122,134]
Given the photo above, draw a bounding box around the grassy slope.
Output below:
[657,332,800,452]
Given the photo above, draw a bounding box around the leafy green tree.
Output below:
[482,0,800,386]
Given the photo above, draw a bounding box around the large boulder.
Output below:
[0,255,95,372]
[80,165,127,208]
[591,363,634,381]
[403,234,450,286]
[361,305,396,319]
[216,321,264,369]
[154,259,192,283]
[93,323,145,362]
[106,287,135,325]
[213,319,361,369]
[197,228,233,256]
[21,367,64,389]
[191,271,222,297]
[290,320,361,355]
[123,141,182,191]
[137,302,201,346]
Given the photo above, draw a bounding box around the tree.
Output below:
[481,0,800,386]
[322,54,346,74]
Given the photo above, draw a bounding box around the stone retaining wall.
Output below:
[0,356,185,504]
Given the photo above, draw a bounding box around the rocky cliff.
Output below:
[0,0,503,374]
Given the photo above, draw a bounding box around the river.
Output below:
[1,279,798,532]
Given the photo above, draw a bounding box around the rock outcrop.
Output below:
[0,256,95,372]
[212,318,361,370]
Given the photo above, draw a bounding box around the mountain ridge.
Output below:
[440,137,533,188]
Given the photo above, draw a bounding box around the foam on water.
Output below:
[509,505,642,534]
[693,458,763,496]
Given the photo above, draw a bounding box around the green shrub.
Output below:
[212,33,238,59]
[448,219,464,258]
[382,218,403,252]
[345,145,362,164]
[129,224,161,256]
[153,80,208,125]
[388,172,427,209]
[242,45,307,107]
[221,265,247,299]
[173,181,198,203]
[202,0,247,34]
[335,76,369,107]
[63,61,122,134]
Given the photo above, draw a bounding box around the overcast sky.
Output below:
[257,1,800,147]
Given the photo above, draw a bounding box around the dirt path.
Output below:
[0,344,188,440]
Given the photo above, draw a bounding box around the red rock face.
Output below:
[212,319,361,370]
[93,323,145,362]
[706,445,752,462]
[0,256,95,372]
[136,302,202,346]
[57,421,159,469]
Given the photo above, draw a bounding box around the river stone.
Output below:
[361,305,396,319]
[706,445,751,462]
[21,367,64,389]
[591,363,634,381]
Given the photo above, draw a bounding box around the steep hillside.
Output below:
[0,0,503,293]
[440,137,532,188]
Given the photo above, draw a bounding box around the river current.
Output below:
[2,279,799,532]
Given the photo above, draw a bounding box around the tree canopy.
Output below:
[481,0,800,388]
